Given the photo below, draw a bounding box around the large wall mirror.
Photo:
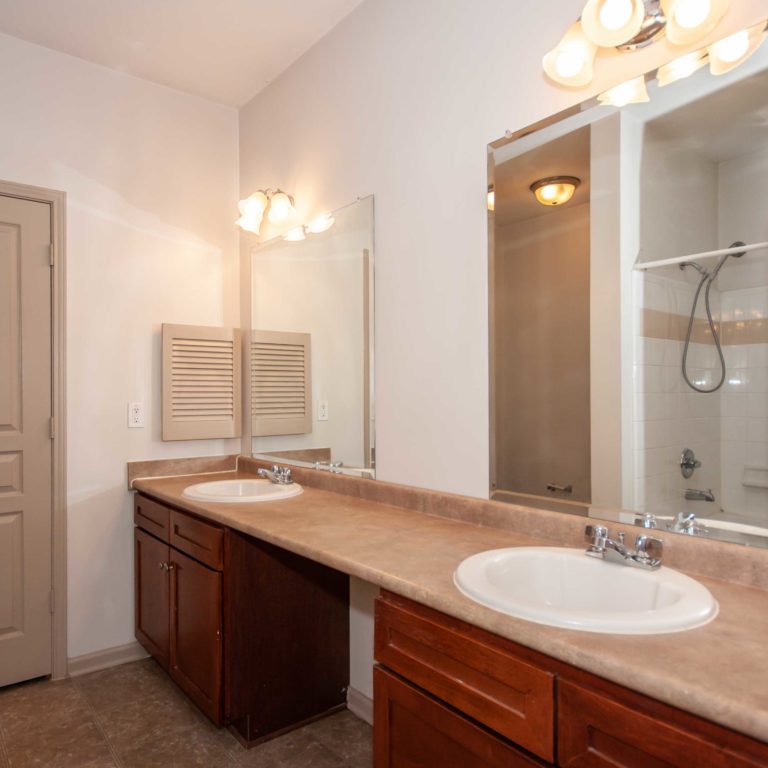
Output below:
[250,196,375,477]
[489,29,768,548]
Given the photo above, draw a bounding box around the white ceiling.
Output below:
[0,0,365,106]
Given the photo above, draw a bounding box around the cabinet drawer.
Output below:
[375,594,554,762]
[558,680,768,768]
[374,667,545,768]
[134,494,170,541]
[170,509,223,570]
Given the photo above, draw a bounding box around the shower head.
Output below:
[710,240,747,281]
[679,261,709,277]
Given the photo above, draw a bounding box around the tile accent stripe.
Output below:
[642,309,768,345]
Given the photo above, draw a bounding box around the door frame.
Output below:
[0,179,67,680]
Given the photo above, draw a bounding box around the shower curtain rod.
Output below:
[635,241,768,271]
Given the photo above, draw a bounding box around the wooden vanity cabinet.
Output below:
[374,591,768,768]
[133,492,349,744]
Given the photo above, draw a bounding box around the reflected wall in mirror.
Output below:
[489,30,768,547]
[250,195,375,478]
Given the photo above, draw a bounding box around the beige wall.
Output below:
[494,203,591,502]
[0,33,240,658]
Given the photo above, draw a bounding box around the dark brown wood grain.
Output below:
[169,547,223,725]
[373,666,547,768]
[558,680,768,768]
[134,494,170,541]
[375,593,555,761]
[169,508,223,570]
[224,529,349,745]
[134,528,170,669]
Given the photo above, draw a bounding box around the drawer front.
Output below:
[134,494,170,541]
[375,595,554,762]
[558,680,768,768]
[170,509,224,570]
[374,667,545,768]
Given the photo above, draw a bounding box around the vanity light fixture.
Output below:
[544,0,762,99]
[283,226,307,242]
[598,74,650,105]
[530,176,581,206]
[236,188,296,235]
[487,186,495,212]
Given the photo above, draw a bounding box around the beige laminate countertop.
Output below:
[133,470,768,743]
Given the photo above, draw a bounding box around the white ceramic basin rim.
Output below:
[454,547,718,634]
[182,479,303,503]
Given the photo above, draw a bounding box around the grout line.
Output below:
[72,680,125,768]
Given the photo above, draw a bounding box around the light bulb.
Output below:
[661,0,731,46]
[487,188,495,212]
[267,191,295,224]
[600,0,633,30]
[306,214,335,234]
[597,75,650,107]
[530,177,581,206]
[656,50,708,86]
[283,226,306,242]
[709,22,767,75]
[674,0,710,29]
[543,23,597,87]
[581,0,644,47]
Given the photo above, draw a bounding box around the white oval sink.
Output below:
[454,547,718,634]
[182,479,303,503]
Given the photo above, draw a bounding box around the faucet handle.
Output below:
[635,534,663,563]
[584,525,608,555]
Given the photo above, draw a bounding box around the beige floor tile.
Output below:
[236,728,345,768]
[304,710,372,766]
[0,679,90,739]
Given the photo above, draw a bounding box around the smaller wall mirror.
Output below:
[250,195,375,477]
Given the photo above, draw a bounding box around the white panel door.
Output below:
[0,194,53,686]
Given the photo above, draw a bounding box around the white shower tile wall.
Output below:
[633,271,722,517]
[720,290,768,524]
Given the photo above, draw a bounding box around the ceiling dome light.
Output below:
[235,191,268,234]
[283,226,306,242]
[581,0,645,47]
[661,0,731,46]
[709,22,766,74]
[597,75,650,106]
[530,176,581,206]
[267,191,295,224]
[656,49,709,86]
[543,23,598,87]
[306,213,335,234]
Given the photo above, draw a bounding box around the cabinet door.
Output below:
[374,667,545,768]
[134,528,170,669]
[169,548,222,725]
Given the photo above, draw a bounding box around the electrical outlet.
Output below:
[318,400,329,421]
[128,401,145,428]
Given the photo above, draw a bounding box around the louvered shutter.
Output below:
[162,324,242,440]
[251,330,312,437]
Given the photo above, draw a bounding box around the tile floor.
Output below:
[0,659,372,767]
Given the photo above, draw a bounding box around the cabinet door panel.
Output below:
[374,667,544,768]
[134,528,170,669]
[558,680,768,768]
[170,548,222,724]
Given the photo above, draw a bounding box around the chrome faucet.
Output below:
[314,460,344,474]
[584,525,663,570]
[666,511,708,536]
[684,488,715,502]
[257,464,294,485]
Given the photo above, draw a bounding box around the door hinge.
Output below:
[49,590,55,614]
[49,417,55,439]
[49,242,54,267]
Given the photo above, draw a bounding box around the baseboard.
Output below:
[67,640,149,678]
[347,686,373,725]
